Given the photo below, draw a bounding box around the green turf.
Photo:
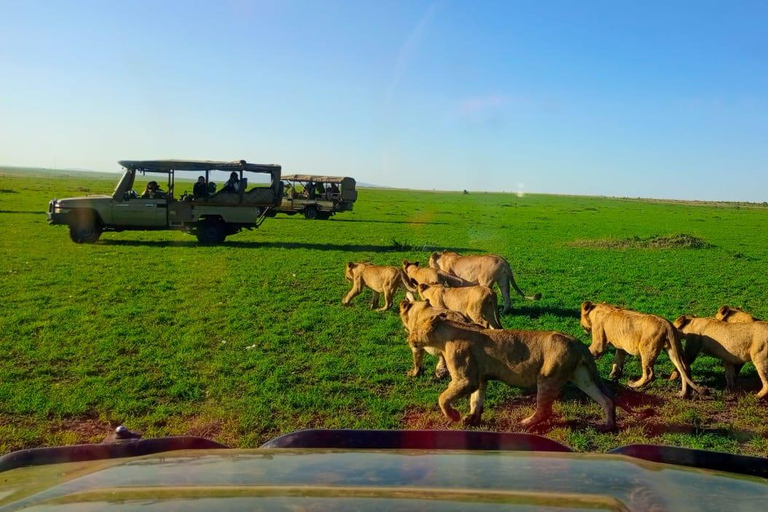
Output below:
[1,168,767,455]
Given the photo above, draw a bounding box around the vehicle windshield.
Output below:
[1,0,767,486]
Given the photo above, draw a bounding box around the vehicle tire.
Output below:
[304,207,318,220]
[196,218,227,244]
[68,211,102,244]
[317,211,332,220]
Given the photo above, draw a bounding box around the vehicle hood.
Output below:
[53,196,113,208]
[1,449,766,511]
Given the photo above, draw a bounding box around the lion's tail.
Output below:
[439,270,468,288]
[503,261,541,301]
[666,327,708,396]
[398,270,418,294]
[486,291,502,329]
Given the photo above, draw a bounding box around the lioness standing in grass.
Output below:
[673,315,768,397]
[670,306,761,381]
[399,298,472,378]
[417,283,502,329]
[402,260,469,287]
[716,305,761,323]
[580,301,706,398]
[407,313,619,429]
[342,262,417,311]
[428,251,541,313]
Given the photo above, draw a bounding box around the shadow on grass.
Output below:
[99,239,481,253]
[325,218,451,226]
[511,305,581,319]
[0,210,43,214]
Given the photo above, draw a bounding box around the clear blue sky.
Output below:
[1,1,766,201]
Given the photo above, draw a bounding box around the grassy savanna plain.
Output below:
[1,168,768,456]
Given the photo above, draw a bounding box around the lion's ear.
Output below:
[418,284,428,292]
[413,261,420,267]
[675,315,691,329]
[441,249,447,254]
[399,299,412,311]
[717,305,730,318]
[402,259,408,266]
[347,262,355,268]
[582,301,595,314]
[430,252,438,260]
[424,298,432,307]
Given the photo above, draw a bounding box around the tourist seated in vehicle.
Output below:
[193,176,208,198]
[329,182,340,195]
[221,172,241,194]
[315,182,326,197]
[141,181,167,199]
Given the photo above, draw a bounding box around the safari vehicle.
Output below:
[47,160,282,244]
[1,429,767,510]
[274,174,357,219]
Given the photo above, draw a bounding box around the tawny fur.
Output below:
[417,283,502,329]
[342,262,416,311]
[673,315,768,398]
[580,301,706,398]
[408,314,617,429]
[428,251,540,313]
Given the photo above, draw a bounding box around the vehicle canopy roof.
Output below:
[282,174,354,184]
[118,160,280,174]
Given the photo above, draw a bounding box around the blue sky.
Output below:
[1,1,766,200]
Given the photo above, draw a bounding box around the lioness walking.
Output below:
[428,251,540,313]
[580,301,706,398]
[402,260,469,288]
[399,299,472,379]
[670,306,761,381]
[407,313,619,430]
[673,315,768,397]
[342,262,417,311]
[417,283,502,329]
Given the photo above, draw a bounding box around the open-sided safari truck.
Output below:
[47,160,282,244]
[273,174,357,219]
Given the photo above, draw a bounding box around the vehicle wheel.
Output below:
[196,218,227,244]
[68,212,102,244]
[304,207,318,220]
[317,211,332,220]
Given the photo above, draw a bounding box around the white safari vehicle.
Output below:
[273,174,357,219]
[47,160,283,244]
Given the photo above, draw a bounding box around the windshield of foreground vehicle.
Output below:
[0,0,766,497]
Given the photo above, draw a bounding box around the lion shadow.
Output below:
[508,305,580,319]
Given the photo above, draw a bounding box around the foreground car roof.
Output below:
[1,448,766,511]
[117,160,280,173]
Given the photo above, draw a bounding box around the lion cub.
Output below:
[402,260,468,288]
[342,262,417,311]
[399,299,472,379]
[417,283,501,329]
[408,313,618,429]
[674,315,768,397]
[580,301,705,398]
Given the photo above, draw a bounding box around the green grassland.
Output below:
[1,168,767,455]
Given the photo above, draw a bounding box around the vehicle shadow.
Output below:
[0,210,43,214]
[509,305,580,319]
[99,239,481,253]
[327,218,451,226]
[270,217,450,226]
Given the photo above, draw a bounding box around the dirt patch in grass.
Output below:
[570,233,712,250]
